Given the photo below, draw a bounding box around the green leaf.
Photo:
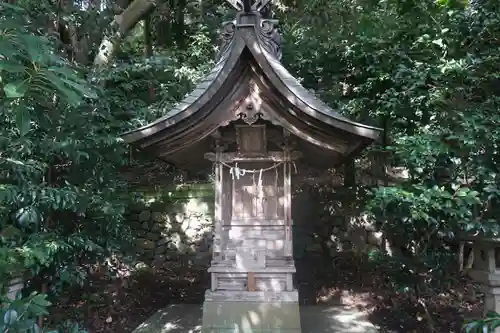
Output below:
[3,309,18,325]
[69,322,80,333]
[27,303,49,316]
[463,321,477,332]
[15,206,40,227]
[1,225,22,238]
[45,72,82,106]
[0,63,26,73]
[30,322,41,333]
[16,107,31,136]
[61,78,98,99]
[4,81,27,98]
[490,319,500,329]
[31,294,51,307]
[22,35,52,63]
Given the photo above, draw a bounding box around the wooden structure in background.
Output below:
[122,0,381,331]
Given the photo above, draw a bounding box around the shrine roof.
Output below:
[121,9,382,167]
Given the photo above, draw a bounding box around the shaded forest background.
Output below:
[0,0,499,332]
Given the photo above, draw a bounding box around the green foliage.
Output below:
[278,0,499,328]
[0,0,131,298]
[1,293,51,333]
[0,292,86,333]
[2,0,223,331]
[464,312,500,333]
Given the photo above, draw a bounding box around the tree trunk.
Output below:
[174,0,186,49]
[93,0,156,69]
[144,14,153,57]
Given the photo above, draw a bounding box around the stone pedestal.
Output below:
[201,300,301,333]
[466,236,500,332]
[484,287,500,315]
[202,125,302,332]
[202,262,301,332]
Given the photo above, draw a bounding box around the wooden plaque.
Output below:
[235,125,267,155]
[247,272,256,291]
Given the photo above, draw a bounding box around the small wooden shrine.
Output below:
[122,0,381,331]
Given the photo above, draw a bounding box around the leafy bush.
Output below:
[464,312,500,333]
[1,292,86,333]
[0,2,132,328]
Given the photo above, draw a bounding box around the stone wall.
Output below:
[127,181,381,271]
[127,184,215,268]
[292,184,382,260]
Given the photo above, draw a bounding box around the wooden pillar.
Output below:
[282,134,294,290]
[213,139,223,261]
[284,147,293,259]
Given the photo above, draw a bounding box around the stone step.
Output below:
[131,304,379,333]
[201,301,301,333]
[205,290,299,302]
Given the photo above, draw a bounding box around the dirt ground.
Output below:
[49,252,482,333]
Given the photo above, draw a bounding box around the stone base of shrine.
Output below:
[131,303,379,333]
[201,299,301,333]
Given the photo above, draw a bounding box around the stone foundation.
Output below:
[201,301,301,333]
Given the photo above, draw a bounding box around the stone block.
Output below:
[151,211,164,222]
[139,210,151,222]
[130,221,142,229]
[137,239,155,250]
[157,238,169,246]
[146,232,161,241]
[201,301,301,333]
[153,254,166,263]
[151,223,163,232]
[155,245,167,254]
[367,231,383,246]
[482,286,500,333]
[170,232,189,252]
[175,213,185,223]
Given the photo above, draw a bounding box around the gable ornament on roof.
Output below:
[217,0,281,61]
[226,0,272,12]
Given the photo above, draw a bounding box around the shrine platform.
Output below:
[131,304,379,333]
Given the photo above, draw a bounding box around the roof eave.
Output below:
[240,26,382,142]
[120,37,246,145]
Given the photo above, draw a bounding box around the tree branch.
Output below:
[93,0,156,69]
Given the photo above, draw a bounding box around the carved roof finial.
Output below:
[217,0,280,61]
[226,0,272,13]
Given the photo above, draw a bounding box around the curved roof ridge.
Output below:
[122,37,245,143]
[240,30,381,140]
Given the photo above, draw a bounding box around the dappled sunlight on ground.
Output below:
[48,252,481,333]
[131,303,377,333]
